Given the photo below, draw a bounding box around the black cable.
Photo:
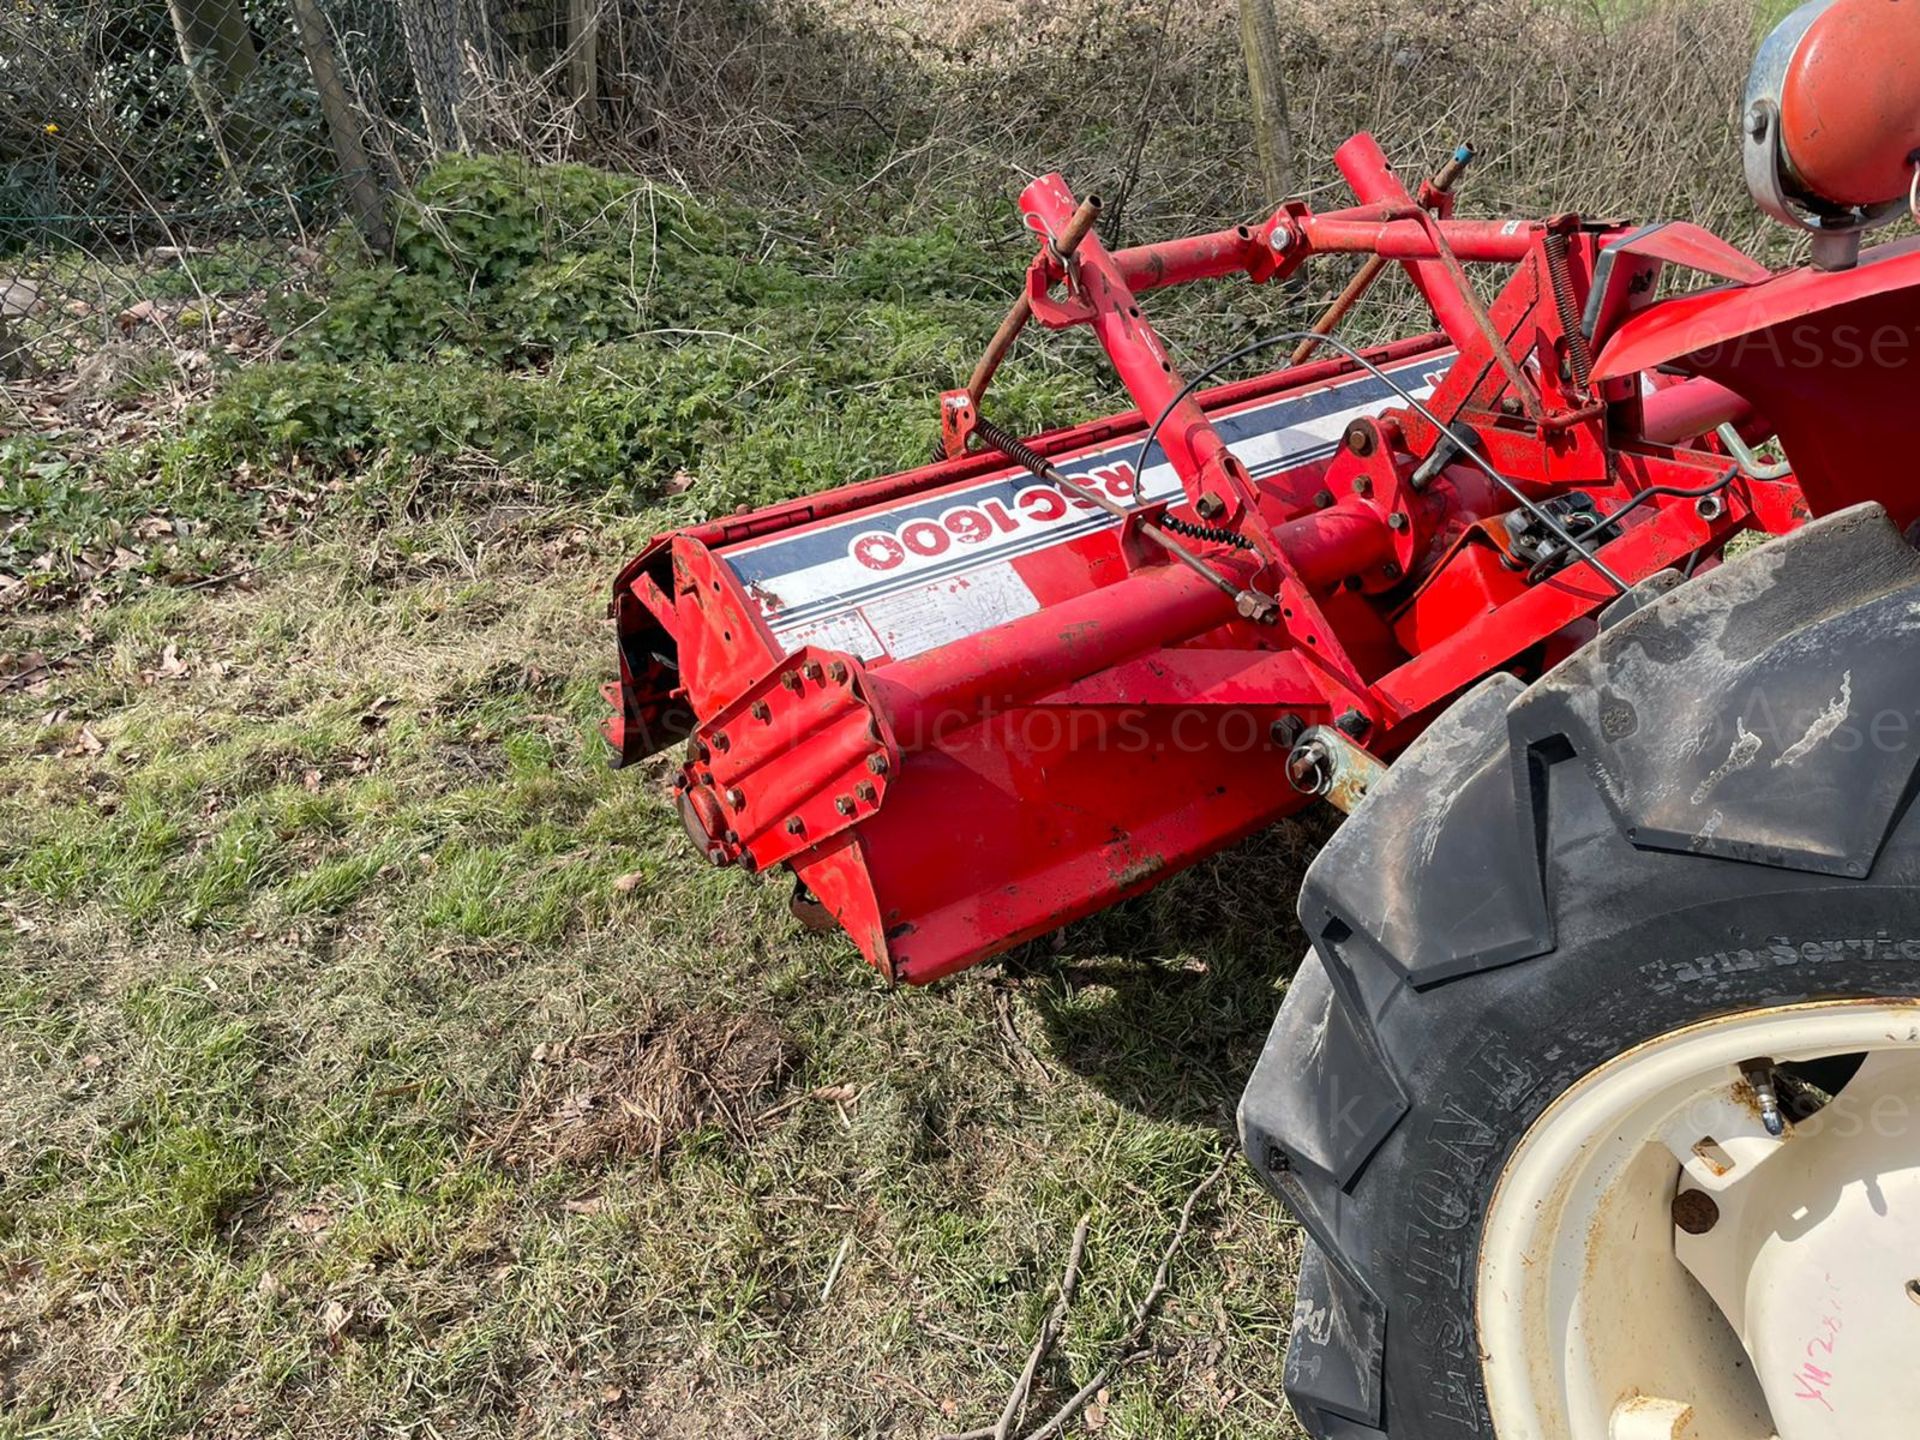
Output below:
[1521,467,1741,583]
[1130,333,1300,501]
[1595,466,1740,528]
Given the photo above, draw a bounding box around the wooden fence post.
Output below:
[289,0,392,252]
[1237,0,1296,206]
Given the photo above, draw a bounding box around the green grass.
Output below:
[1,440,1320,1437]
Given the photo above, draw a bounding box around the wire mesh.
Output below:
[0,0,517,377]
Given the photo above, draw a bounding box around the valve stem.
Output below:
[1742,1058,1788,1137]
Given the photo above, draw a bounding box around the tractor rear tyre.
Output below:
[1239,506,1920,1440]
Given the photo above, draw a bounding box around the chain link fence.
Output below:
[0,0,605,378]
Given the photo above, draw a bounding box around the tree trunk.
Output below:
[1237,0,1296,207]
[400,0,469,154]
[167,0,265,171]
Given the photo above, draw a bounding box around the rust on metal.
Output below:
[1671,1188,1720,1236]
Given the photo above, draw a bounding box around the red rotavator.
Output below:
[602,83,1920,986]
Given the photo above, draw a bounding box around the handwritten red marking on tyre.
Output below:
[1791,1275,1844,1412]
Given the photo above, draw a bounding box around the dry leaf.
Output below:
[664,468,697,496]
[562,1194,606,1215]
[156,643,189,680]
[319,1299,352,1347]
[289,1206,334,1237]
[1085,1387,1111,1430]
[116,299,171,332]
[258,1271,289,1305]
[0,652,49,692]
[612,871,646,894]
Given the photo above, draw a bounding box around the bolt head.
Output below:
[750,701,771,721]
[726,787,746,809]
[1352,475,1373,497]
[835,794,856,816]
[712,730,730,752]
[1269,714,1304,748]
[866,753,889,775]
[1195,491,1227,521]
[1388,512,1408,532]
[1334,708,1371,739]
[829,661,849,683]
[785,816,805,836]
[1343,421,1376,457]
[1236,590,1281,625]
[1672,1188,1720,1235]
[802,661,824,682]
[1314,489,1335,509]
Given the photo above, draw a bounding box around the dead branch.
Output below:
[995,1212,1093,1439]
[1019,1153,1231,1440]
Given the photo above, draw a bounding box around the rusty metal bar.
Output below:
[965,195,1103,407]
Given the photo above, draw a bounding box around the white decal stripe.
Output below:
[724,353,1447,657]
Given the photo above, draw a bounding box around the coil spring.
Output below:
[1542,231,1595,392]
[973,417,1053,476]
[1158,512,1256,548]
[976,416,1256,549]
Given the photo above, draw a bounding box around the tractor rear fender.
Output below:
[1593,235,1920,527]
[1239,502,1920,1431]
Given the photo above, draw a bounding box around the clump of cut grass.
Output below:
[484,1010,793,1172]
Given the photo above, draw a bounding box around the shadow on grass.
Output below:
[1014,813,1338,1126]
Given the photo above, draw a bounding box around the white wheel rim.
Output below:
[1478,998,1920,1440]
